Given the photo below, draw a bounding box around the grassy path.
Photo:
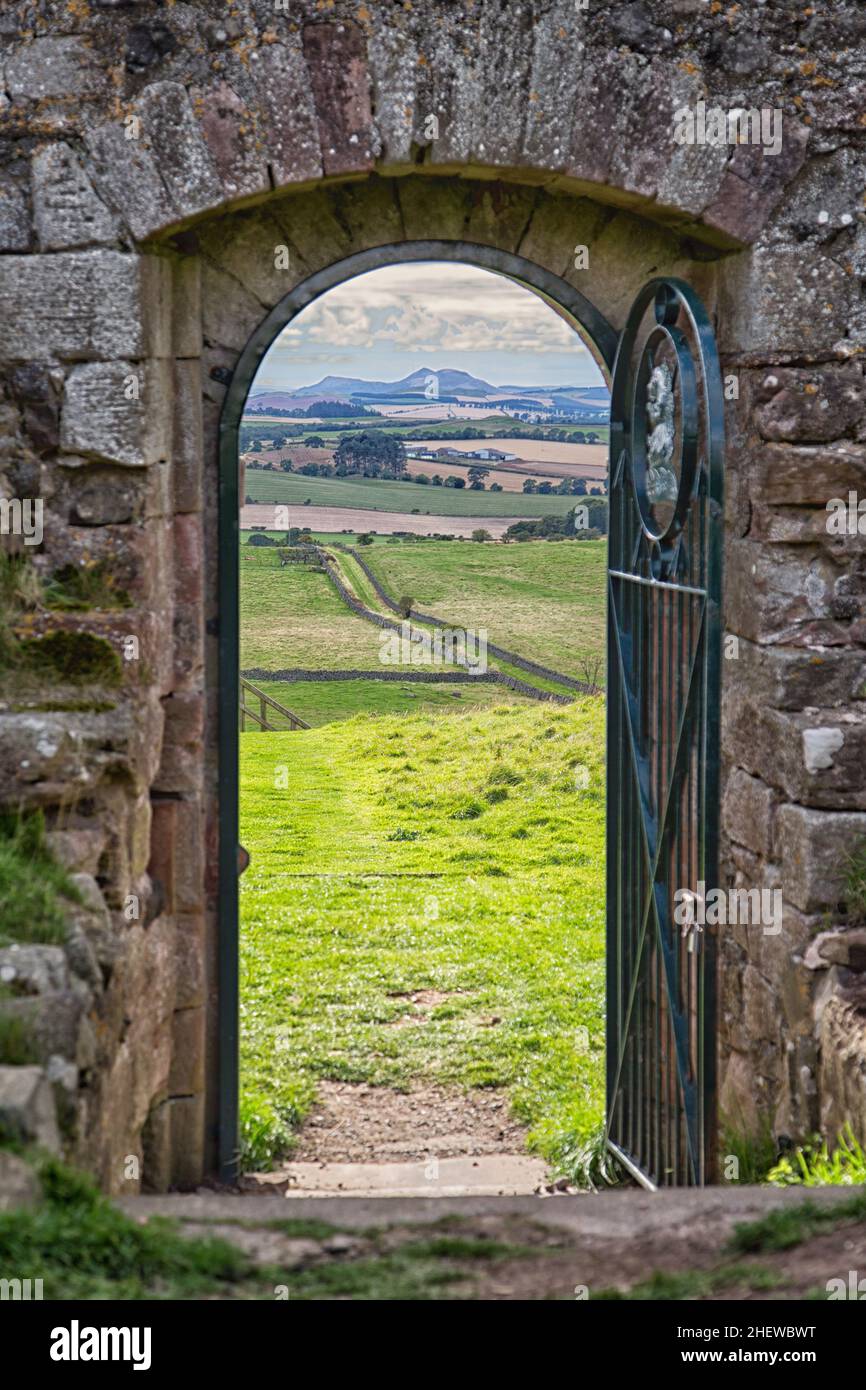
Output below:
[239,700,606,1178]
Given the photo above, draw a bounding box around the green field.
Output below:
[239,700,605,1177]
[363,539,607,677]
[240,546,463,674]
[244,471,576,517]
[251,678,527,728]
[241,539,606,704]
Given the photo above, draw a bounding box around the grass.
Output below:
[239,543,553,721]
[0,1154,541,1300]
[766,1125,866,1188]
[0,1156,266,1300]
[241,551,392,671]
[0,812,80,948]
[731,1188,866,1254]
[843,838,866,921]
[240,539,606,698]
[594,1264,785,1300]
[248,678,528,728]
[363,539,607,676]
[239,699,606,1176]
[243,471,577,518]
[43,562,130,611]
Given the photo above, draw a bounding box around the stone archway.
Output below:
[214,234,624,1178]
[190,174,725,1179]
[2,6,862,1193]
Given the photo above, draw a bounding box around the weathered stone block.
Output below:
[174,913,205,1011]
[776,804,866,913]
[817,994,866,1142]
[247,43,322,188]
[726,700,866,810]
[303,22,375,177]
[147,800,176,915]
[718,245,854,356]
[66,872,119,981]
[193,77,270,203]
[0,177,30,251]
[0,945,69,996]
[7,363,61,455]
[0,1066,60,1153]
[722,767,775,858]
[520,0,585,173]
[0,1151,40,1211]
[755,367,863,444]
[168,1006,205,1096]
[806,927,866,971]
[85,122,176,242]
[749,441,866,507]
[367,21,418,170]
[1,991,87,1068]
[66,467,144,527]
[703,120,810,245]
[731,638,866,712]
[173,799,205,913]
[141,1098,171,1194]
[725,538,836,645]
[32,143,120,252]
[172,360,204,514]
[0,253,171,363]
[45,828,105,877]
[200,260,263,353]
[6,37,106,100]
[742,963,781,1047]
[167,1093,204,1189]
[611,61,729,217]
[171,257,201,361]
[136,83,224,225]
[61,360,172,468]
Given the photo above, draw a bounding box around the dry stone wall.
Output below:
[0,0,862,1188]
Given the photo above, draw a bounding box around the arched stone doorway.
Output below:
[3,5,860,1192]
[216,237,622,1180]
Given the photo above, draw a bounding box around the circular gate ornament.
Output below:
[610,279,723,579]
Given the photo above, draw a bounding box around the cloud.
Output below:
[269,261,589,360]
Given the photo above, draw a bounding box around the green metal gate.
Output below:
[605,278,725,1188]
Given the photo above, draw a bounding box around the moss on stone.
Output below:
[0,1002,39,1067]
[19,630,122,686]
[43,562,131,612]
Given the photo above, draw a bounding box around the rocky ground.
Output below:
[120,1185,866,1301]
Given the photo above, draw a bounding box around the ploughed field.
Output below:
[240,503,522,538]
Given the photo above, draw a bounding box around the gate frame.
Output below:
[216,240,620,1180]
[604,278,725,1189]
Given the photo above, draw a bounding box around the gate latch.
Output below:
[679,889,704,955]
[684,921,703,955]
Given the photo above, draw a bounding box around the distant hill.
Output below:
[247,372,610,413]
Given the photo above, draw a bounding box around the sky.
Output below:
[250,262,607,393]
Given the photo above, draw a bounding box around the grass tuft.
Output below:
[0,811,81,947]
[766,1124,866,1188]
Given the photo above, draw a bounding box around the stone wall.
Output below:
[0,0,862,1188]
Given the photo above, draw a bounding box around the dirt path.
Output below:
[249,1082,549,1197]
